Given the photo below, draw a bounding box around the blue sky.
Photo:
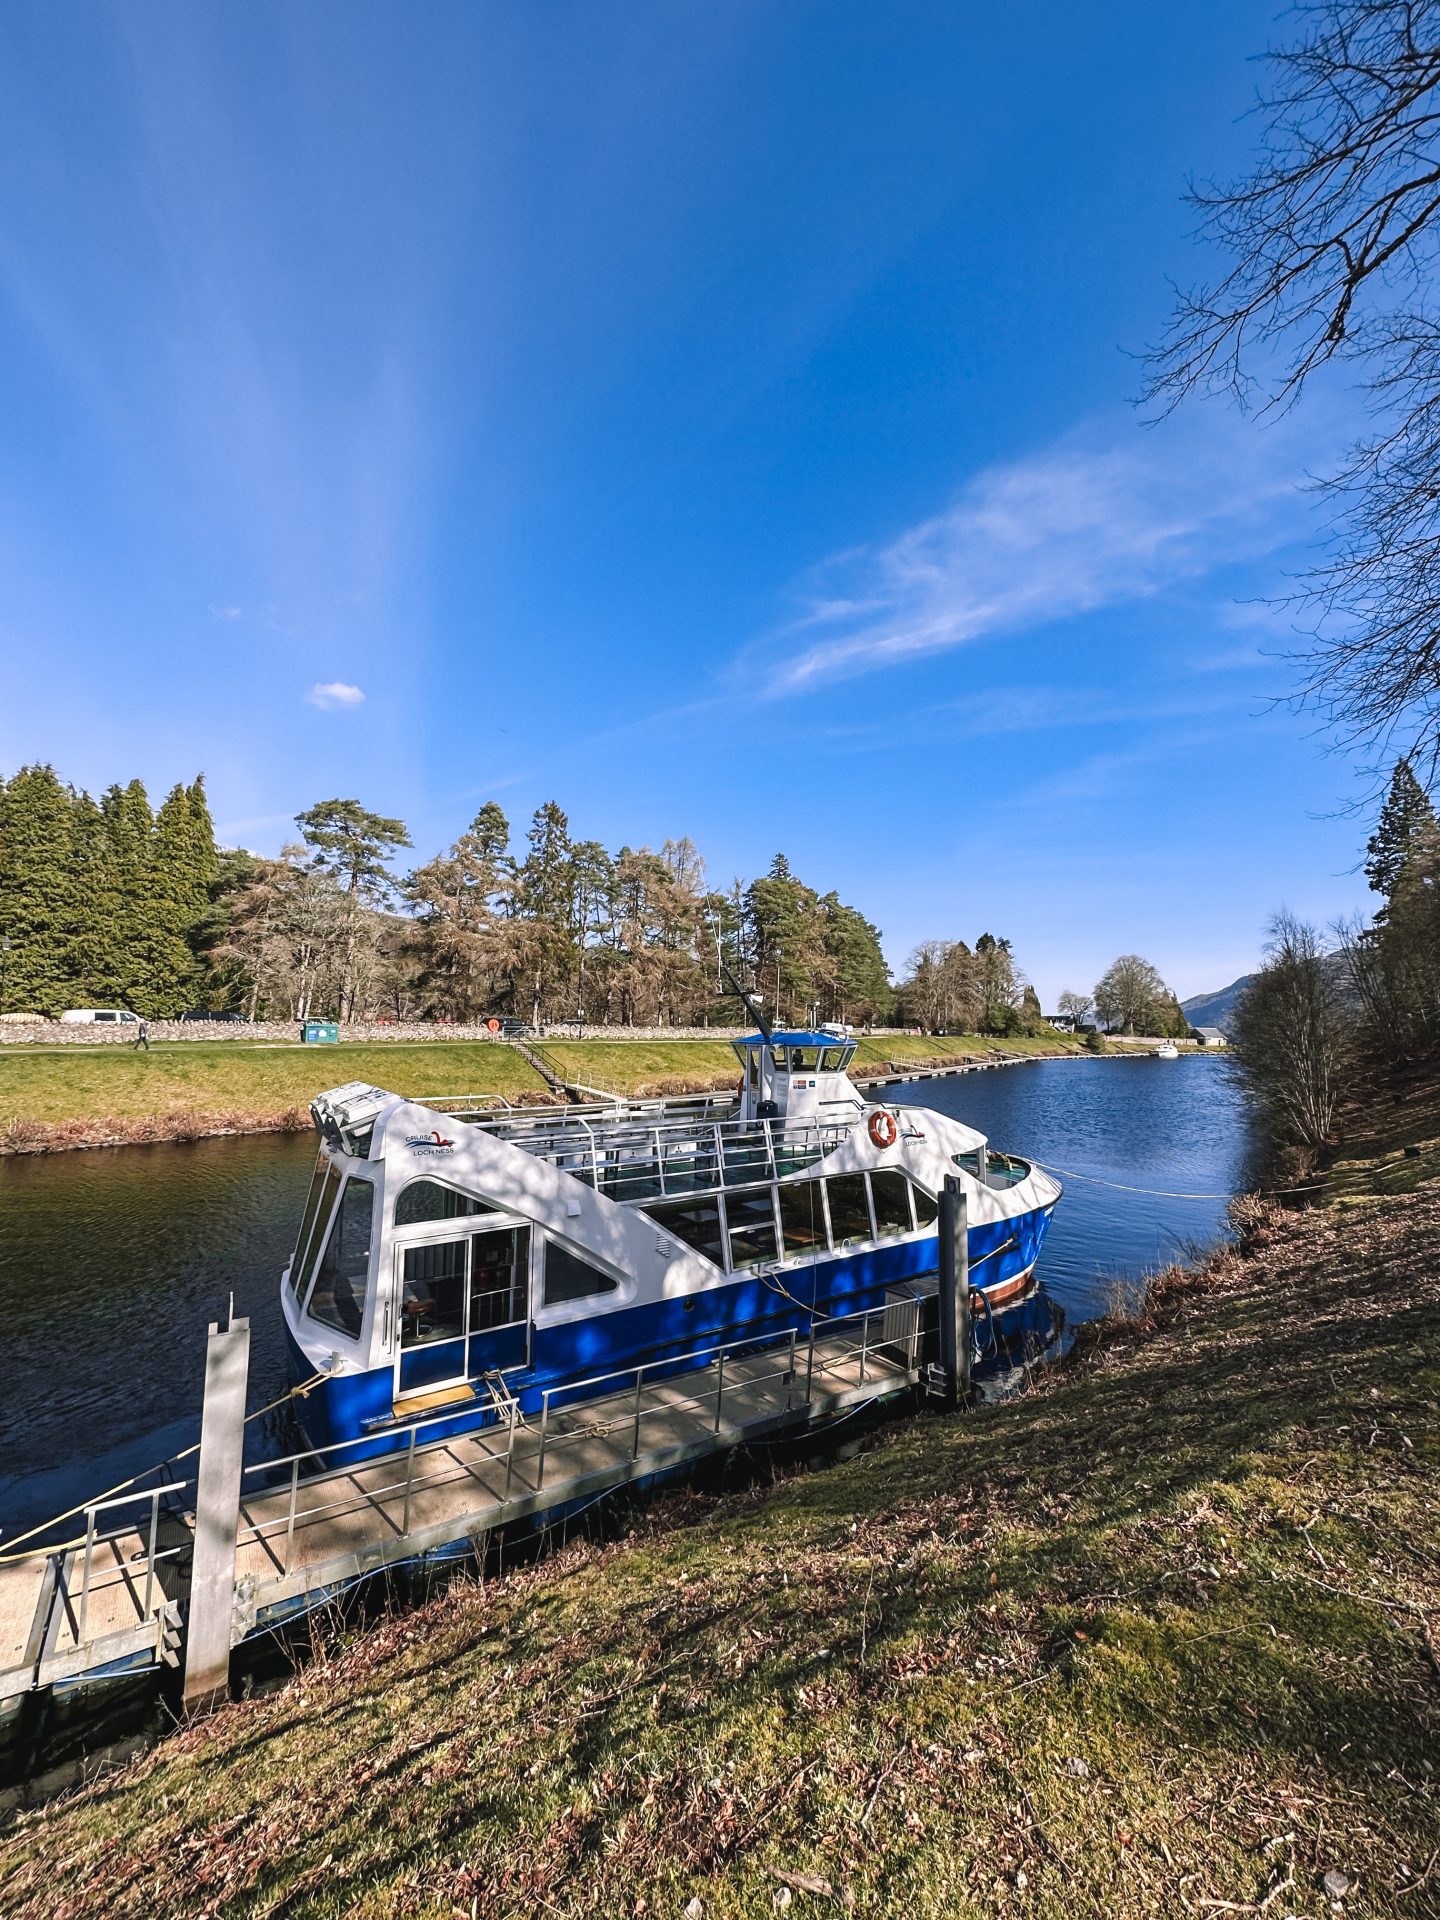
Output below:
[0,1,1377,1002]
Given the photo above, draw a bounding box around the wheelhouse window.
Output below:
[394,1179,496,1227]
[642,1197,725,1266]
[870,1169,915,1236]
[726,1186,779,1267]
[307,1175,375,1339]
[826,1173,873,1245]
[289,1157,342,1300]
[912,1183,939,1228]
[543,1240,620,1306]
[777,1179,828,1256]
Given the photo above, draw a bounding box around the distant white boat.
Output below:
[1154,1042,1180,1059]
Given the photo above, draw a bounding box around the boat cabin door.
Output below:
[393,1221,532,1400]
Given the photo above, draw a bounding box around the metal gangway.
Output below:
[0,1293,927,1711]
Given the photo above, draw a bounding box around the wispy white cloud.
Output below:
[208,603,243,621]
[751,414,1323,697]
[306,680,366,710]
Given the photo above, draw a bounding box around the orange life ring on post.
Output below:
[868,1108,898,1150]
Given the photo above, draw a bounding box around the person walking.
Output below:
[134,1017,149,1052]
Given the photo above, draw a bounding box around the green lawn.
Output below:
[0,1041,546,1130]
[3,1142,1436,1915]
[0,1031,1087,1143]
[536,1040,742,1095]
[536,1033,1084,1097]
[851,1033,1083,1065]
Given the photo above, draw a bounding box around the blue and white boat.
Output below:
[280,1031,1061,1453]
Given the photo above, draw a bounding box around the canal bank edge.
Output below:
[0,1032,1166,1156]
[0,1059,1435,1912]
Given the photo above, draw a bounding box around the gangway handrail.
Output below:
[231,1295,923,1579]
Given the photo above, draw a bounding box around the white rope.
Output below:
[1031,1160,1330,1202]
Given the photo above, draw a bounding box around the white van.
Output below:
[60,1009,140,1025]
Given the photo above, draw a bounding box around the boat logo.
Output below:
[405,1129,456,1155]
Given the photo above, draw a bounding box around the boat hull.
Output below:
[287,1203,1055,1456]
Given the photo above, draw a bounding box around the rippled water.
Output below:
[888,1054,1256,1321]
[0,1055,1255,1536]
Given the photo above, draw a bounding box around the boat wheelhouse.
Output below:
[281,1033,1061,1453]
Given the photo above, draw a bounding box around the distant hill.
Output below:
[1180,976,1253,1034]
[1182,951,1355,1036]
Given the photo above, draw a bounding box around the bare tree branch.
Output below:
[1146,2,1440,786]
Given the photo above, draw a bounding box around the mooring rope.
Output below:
[1031,1159,1332,1202]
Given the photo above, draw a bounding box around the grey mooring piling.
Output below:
[938,1175,971,1403]
[183,1308,251,1713]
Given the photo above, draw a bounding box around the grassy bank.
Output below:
[4,1094,1437,1914]
[0,1043,548,1152]
[536,1032,1087,1099]
[0,1032,1089,1150]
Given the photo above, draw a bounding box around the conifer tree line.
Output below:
[0,769,1032,1028]
[0,766,219,1016]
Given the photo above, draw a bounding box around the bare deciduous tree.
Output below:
[1146,1,1440,787]
[1231,912,1351,1152]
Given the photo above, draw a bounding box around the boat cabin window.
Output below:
[543,1239,619,1306]
[777,1179,827,1255]
[870,1168,915,1236]
[642,1196,725,1266]
[400,1238,468,1346]
[826,1173,873,1246]
[306,1175,375,1339]
[470,1228,529,1330]
[725,1186,779,1267]
[912,1182,939,1228]
[395,1179,496,1227]
[289,1154,340,1298]
[788,1048,817,1072]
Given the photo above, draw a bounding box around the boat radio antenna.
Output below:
[720,959,775,1044]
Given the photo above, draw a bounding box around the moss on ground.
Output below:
[3,1104,1438,1915]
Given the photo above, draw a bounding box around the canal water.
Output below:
[0,1055,1253,1539]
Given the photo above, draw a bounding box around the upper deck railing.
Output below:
[408,1092,865,1203]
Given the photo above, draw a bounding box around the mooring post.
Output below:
[183,1307,250,1714]
[938,1176,971,1404]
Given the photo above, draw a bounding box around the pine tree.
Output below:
[69,790,125,1001]
[102,778,157,1009]
[0,765,80,1014]
[1364,759,1439,904]
[295,798,411,901]
[149,780,217,1012]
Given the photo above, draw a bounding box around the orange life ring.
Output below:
[868,1108,898,1150]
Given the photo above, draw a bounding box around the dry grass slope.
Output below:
[2,1130,1437,1915]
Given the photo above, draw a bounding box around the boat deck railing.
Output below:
[0,1296,924,1691]
[236,1293,923,1579]
[411,1097,868,1203]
